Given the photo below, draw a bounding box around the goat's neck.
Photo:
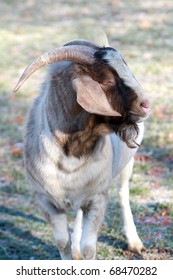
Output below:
[59,117,111,158]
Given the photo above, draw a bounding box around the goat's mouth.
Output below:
[130,109,151,123]
[107,104,150,147]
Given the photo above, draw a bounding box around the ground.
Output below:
[0,0,173,260]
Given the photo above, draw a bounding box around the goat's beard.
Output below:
[53,114,140,158]
[108,116,140,148]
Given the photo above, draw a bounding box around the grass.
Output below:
[0,0,173,260]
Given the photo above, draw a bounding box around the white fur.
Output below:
[105,50,145,100]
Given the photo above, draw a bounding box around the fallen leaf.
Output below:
[168,133,173,142]
[139,21,152,30]
[134,151,153,162]
[161,217,172,226]
[15,117,24,124]
[151,182,161,189]
[11,143,23,157]
[148,166,164,178]
[158,248,167,254]
[159,209,170,216]
[153,106,173,120]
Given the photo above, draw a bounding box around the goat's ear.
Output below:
[72,76,121,117]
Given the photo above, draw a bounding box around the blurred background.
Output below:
[0,0,173,259]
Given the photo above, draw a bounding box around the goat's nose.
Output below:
[140,99,150,109]
[139,99,151,116]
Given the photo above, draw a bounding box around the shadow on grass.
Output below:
[0,206,60,260]
[98,234,128,250]
[0,206,45,224]
[0,200,173,260]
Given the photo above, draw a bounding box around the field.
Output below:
[0,0,173,260]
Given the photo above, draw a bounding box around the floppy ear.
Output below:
[72,76,121,117]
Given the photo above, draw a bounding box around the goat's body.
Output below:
[18,42,150,259]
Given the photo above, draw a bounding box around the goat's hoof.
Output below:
[72,251,81,260]
[128,240,146,255]
[82,245,96,260]
[57,239,68,251]
[57,239,71,259]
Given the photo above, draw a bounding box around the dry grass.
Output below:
[0,0,173,260]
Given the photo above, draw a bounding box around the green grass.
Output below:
[130,185,150,197]
[0,0,173,260]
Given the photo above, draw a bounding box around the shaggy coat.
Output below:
[14,40,150,259]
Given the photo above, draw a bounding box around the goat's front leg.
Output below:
[38,196,71,260]
[80,194,107,260]
[71,208,83,260]
[117,158,145,254]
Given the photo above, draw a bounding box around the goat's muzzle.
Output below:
[130,97,151,122]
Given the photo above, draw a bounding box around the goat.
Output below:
[14,38,150,260]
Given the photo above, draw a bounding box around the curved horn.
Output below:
[13,45,96,93]
[64,39,101,49]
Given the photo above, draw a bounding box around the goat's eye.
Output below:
[102,81,116,86]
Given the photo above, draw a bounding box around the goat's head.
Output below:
[14,39,150,148]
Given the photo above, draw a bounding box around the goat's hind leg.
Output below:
[117,158,145,254]
[38,195,71,260]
